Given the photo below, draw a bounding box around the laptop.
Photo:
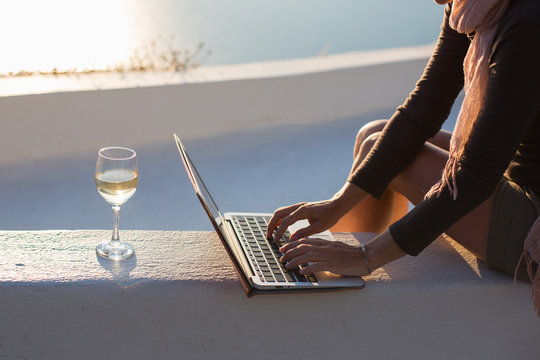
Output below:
[174,134,365,296]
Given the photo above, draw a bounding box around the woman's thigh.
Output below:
[389,140,493,261]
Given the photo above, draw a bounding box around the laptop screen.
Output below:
[174,135,224,227]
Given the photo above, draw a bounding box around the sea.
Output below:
[0,0,445,75]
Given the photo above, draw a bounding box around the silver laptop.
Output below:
[174,134,365,296]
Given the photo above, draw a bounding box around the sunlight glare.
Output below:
[0,0,134,73]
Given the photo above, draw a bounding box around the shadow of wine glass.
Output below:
[97,253,140,288]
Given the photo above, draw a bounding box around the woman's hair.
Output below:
[426,0,511,200]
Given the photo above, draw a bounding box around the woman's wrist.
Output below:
[332,182,368,211]
[359,243,372,275]
[365,229,406,272]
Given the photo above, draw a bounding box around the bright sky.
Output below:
[0,0,135,74]
[0,0,444,74]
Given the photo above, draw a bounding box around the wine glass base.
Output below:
[96,241,134,261]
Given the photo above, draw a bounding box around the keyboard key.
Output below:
[292,269,307,282]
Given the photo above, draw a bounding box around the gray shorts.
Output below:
[486,178,539,282]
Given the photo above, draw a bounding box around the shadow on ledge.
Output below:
[336,232,504,284]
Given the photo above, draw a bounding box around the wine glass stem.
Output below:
[111,205,121,243]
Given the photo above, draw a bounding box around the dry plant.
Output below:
[127,35,211,72]
[0,35,212,78]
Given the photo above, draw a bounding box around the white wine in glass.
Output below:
[95,147,138,260]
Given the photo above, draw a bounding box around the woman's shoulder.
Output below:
[493,0,540,51]
[501,0,540,28]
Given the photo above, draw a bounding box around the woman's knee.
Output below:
[354,119,388,157]
[357,132,382,160]
[350,131,382,175]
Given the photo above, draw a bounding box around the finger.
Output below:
[279,237,330,253]
[285,253,323,270]
[280,239,330,263]
[279,245,308,264]
[289,221,327,242]
[266,203,303,239]
[279,242,311,263]
[273,206,308,243]
[298,262,332,275]
[265,218,281,240]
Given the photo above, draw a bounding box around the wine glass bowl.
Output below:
[95,147,138,260]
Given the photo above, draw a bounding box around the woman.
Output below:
[266,0,539,311]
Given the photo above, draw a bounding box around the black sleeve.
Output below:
[348,4,469,198]
[390,9,540,256]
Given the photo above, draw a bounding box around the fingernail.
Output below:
[285,262,291,269]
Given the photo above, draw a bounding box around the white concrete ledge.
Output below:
[0,45,432,167]
[1,230,538,360]
[0,44,434,97]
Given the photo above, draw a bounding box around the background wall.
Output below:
[0,48,431,167]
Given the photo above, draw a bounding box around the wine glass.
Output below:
[95,147,138,260]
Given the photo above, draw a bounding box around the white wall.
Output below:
[0,48,430,167]
[1,230,539,360]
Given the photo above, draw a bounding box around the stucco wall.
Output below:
[1,230,538,360]
[0,47,431,167]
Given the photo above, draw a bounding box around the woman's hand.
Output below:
[266,199,344,243]
[266,182,368,243]
[279,238,369,277]
[279,230,407,277]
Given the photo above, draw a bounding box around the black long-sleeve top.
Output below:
[349,0,540,256]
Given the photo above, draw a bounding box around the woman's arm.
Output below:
[267,5,469,242]
[350,4,469,198]
[279,228,405,277]
[391,5,540,256]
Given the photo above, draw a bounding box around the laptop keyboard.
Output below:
[231,215,316,283]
